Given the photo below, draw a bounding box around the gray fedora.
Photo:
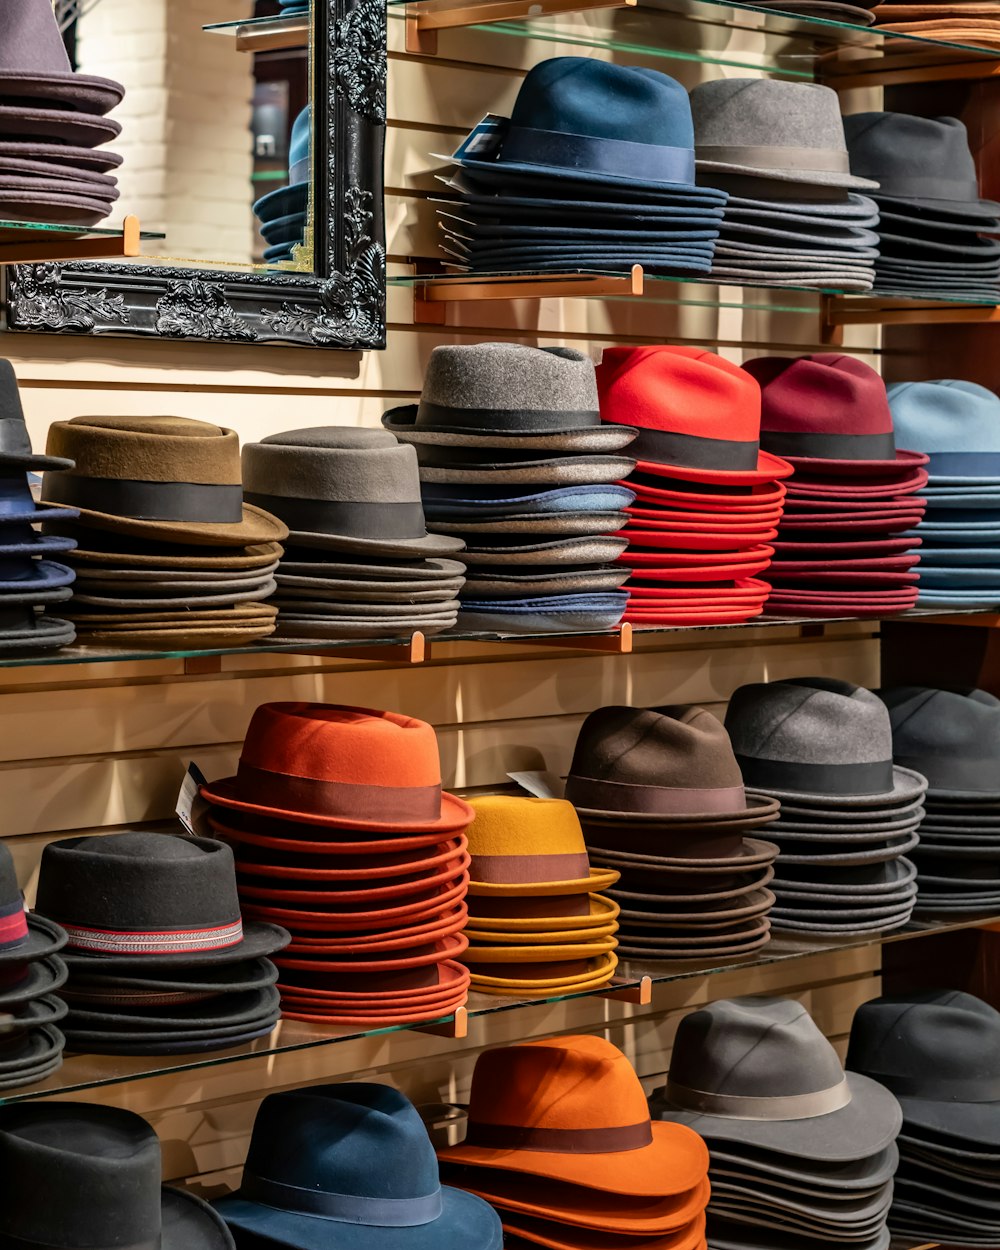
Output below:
[772,857,917,894]
[880,686,1000,800]
[414,450,635,486]
[707,1142,900,1191]
[69,582,277,611]
[242,428,464,558]
[279,555,466,581]
[428,512,628,537]
[272,617,457,640]
[464,567,629,595]
[274,576,464,603]
[650,997,901,1159]
[770,829,920,865]
[458,535,628,565]
[383,344,636,452]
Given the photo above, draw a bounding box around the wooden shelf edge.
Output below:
[413,265,643,319]
[0,215,142,266]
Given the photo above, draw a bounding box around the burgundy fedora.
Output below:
[628,480,787,510]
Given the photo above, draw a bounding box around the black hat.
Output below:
[0,1102,234,1250]
[0,841,65,965]
[0,362,74,473]
[880,687,1000,800]
[34,830,289,967]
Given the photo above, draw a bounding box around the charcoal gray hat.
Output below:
[691,80,879,191]
[241,427,465,558]
[383,344,637,452]
[724,677,928,806]
[649,996,902,1160]
[879,687,1000,801]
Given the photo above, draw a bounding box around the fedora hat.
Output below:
[888,379,1000,482]
[242,428,463,557]
[0,0,124,115]
[725,677,928,806]
[438,1034,709,1194]
[0,841,64,965]
[384,345,635,453]
[0,1102,232,1250]
[596,346,793,485]
[34,830,289,967]
[0,362,74,473]
[215,1083,502,1250]
[464,796,619,895]
[41,416,287,547]
[744,355,925,474]
[566,704,778,824]
[651,997,901,1160]
[201,702,473,833]
[880,687,1000,799]
[691,80,877,190]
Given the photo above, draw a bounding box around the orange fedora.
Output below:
[502,1209,706,1250]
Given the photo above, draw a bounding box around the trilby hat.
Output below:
[201,702,474,833]
[880,686,1000,800]
[0,840,65,965]
[0,362,74,473]
[888,379,1000,483]
[0,0,124,115]
[596,346,793,485]
[41,416,287,547]
[383,344,635,452]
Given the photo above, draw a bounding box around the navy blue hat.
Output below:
[0,558,74,596]
[456,591,628,634]
[214,1083,503,1250]
[255,106,310,226]
[0,475,78,526]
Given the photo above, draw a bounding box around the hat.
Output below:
[41,416,287,547]
[0,1102,233,1250]
[743,355,925,473]
[0,363,73,472]
[242,428,462,557]
[438,1034,709,1193]
[724,678,928,805]
[597,347,792,485]
[0,0,124,115]
[383,345,635,452]
[887,379,1000,482]
[0,840,65,965]
[215,1083,501,1249]
[34,830,289,966]
[691,80,877,190]
[201,703,473,833]
[880,687,1000,800]
[566,704,777,823]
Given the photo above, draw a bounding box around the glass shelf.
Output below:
[0,216,161,266]
[203,13,310,53]
[0,221,164,242]
[3,907,997,1105]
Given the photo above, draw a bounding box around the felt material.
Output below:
[416,454,635,486]
[881,687,1000,798]
[455,604,627,634]
[421,485,635,515]
[64,538,284,570]
[430,512,628,536]
[0,0,125,114]
[464,568,629,595]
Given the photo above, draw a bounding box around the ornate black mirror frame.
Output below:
[1,0,387,351]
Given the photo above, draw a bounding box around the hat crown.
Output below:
[880,686,1000,792]
[848,990,1000,1099]
[0,1104,163,1247]
[845,113,977,190]
[289,105,311,183]
[692,80,850,157]
[242,434,423,505]
[887,380,1000,454]
[0,0,73,75]
[0,362,39,462]
[465,796,592,887]
[421,344,600,418]
[44,414,243,485]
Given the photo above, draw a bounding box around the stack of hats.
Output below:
[744,354,928,620]
[690,80,880,293]
[651,996,903,1250]
[39,415,286,648]
[595,346,793,626]
[888,379,1000,609]
[384,344,634,634]
[872,1,1000,45]
[845,113,1000,301]
[564,705,781,959]
[436,57,727,277]
[278,0,311,20]
[0,1103,235,1250]
[32,829,288,1055]
[753,0,879,22]
[200,702,474,1026]
[0,842,67,1091]
[437,1035,712,1250]
[0,361,79,653]
[215,1084,502,1250]
[0,0,125,229]
[255,106,309,266]
[242,428,465,641]
[724,677,927,935]
[881,687,1000,916]
[850,990,1000,1247]
[461,795,620,996]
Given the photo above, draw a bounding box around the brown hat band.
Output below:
[470,852,590,885]
[664,1076,851,1121]
[236,762,443,822]
[44,473,244,523]
[464,1119,653,1153]
[567,775,746,815]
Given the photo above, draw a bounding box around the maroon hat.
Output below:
[783,471,928,499]
[744,355,928,476]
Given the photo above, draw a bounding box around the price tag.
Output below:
[449,114,510,164]
[507,770,565,800]
[176,761,209,837]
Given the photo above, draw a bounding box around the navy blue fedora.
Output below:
[421,484,636,517]
[456,592,628,634]
[0,475,78,526]
[889,380,1000,484]
[214,1083,503,1250]
[254,106,310,225]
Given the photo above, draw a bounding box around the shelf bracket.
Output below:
[405,0,635,50]
[288,631,427,664]
[524,624,633,654]
[413,265,644,308]
[0,215,142,265]
[412,1005,468,1038]
[824,294,1000,333]
[595,975,652,1005]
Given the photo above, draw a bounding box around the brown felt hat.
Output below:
[40,416,288,548]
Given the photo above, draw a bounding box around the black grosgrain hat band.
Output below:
[629,426,760,470]
[416,401,601,431]
[735,753,894,795]
[500,125,696,183]
[239,1174,443,1226]
[44,474,244,523]
[760,431,896,461]
[243,492,426,540]
[664,1075,851,1120]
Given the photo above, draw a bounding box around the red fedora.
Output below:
[784,471,928,499]
[597,346,793,486]
[625,505,784,527]
[201,703,473,834]
[628,480,787,510]
[235,851,471,904]
[627,578,770,600]
[768,556,919,574]
[208,811,451,857]
[783,496,926,515]
[280,1002,467,1025]
[275,932,468,973]
[619,544,774,565]
[286,905,468,948]
[232,836,468,881]
[621,558,774,581]
[627,608,766,625]
[771,537,920,556]
[242,873,470,929]
[278,960,469,1000]
[744,354,928,477]
[619,529,777,551]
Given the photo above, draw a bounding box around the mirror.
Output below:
[2,0,386,349]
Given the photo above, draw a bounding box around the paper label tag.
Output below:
[451,114,509,164]
[176,762,209,837]
[507,770,565,800]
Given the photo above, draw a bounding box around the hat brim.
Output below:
[696,157,877,191]
[64,985,280,1033]
[63,1021,277,1054]
[0,70,125,116]
[501,1210,705,1250]
[431,513,627,537]
[0,914,67,965]
[466,866,619,897]
[61,920,290,970]
[470,963,618,996]
[629,451,793,487]
[571,792,779,826]
[775,449,929,476]
[744,766,927,808]
[0,955,67,1007]
[418,459,635,486]
[463,933,616,962]
[41,501,288,548]
[589,837,780,872]
[281,526,466,558]
[207,811,458,856]
[467,894,619,932]
[67,957,279,997]
[66,540,285,570]
[163,1187,238,1250]
[383,406,637,452]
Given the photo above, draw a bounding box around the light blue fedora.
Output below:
[888,380,1000,485]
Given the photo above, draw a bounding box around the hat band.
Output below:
[858,1071,1000,1101]
[629,426,760,472]
[240,1174,443,1227]
[0,899,27,952]
[664,1075,851,1121]
[875,175,980,201]
[244,492,426,540]
[567,774,747,815]
[737,754,893,796]
[927,451,1000,475]
[416,400,601,433]
[60,918,244,956]
[62,987,216,1007]
[893,753,997,793]
[236,761,443,822]
[44,474,244,523]
[465,1118,652,1153]
[696,143,849,174]
[470,851,590,884]
[501,125,695,185]
[760,430,896,462]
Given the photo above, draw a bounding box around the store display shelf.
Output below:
[0,216,159,266]
[824,293,1000,340]
[202,12,310,53]
[4,910,997,1105]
